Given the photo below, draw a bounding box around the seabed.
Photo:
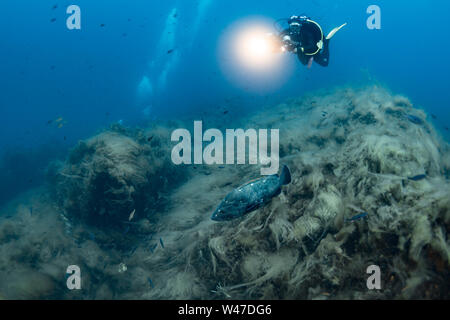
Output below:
[0,85,449,299]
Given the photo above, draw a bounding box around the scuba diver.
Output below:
[273,15,347,68]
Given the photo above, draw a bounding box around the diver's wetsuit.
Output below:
[298,39,329,67]
[281,21,330,67]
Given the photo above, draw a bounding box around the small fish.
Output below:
[147,136,154,142]
[129,209,136,221]
[212,166,291,221]
[223,110,229,115]
[148,277,154,288]
[167,49,175,54]
[64,136,67,141]
[50,18,56,23]
[89,232,95,241]
[29,207,33,215]
[159,238,165,249]
[322,111,328,117]
[47,120,53,125]
[55,117,63,122]
[100,23,105,27]
[149,243,158,253]
[431,114,437,119]
[50,65,56,70]
[408,174,426,181]
[445,127,449,131]
[345,212,368,222]
[123,226,130,235]
[405,114,423,125]
[52,4,58,10]
[58,123,64,128]
[218,166,225,169]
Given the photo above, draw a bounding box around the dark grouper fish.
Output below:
[211,166,291,222]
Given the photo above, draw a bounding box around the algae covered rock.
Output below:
[2,86,448,300]
[53,126,180,225]
[159,86,450,300]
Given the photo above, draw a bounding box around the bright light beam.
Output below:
[235,27,279,70]
[218,17,294,92]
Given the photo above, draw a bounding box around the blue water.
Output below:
[1,0,449,205]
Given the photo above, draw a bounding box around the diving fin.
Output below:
[326,23,347,40]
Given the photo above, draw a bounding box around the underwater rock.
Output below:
[1,85,449,300]
[51,127,182,226]
[158,86,450,300]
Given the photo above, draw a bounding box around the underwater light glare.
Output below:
[218,17,294,92]
[236,28,274,69]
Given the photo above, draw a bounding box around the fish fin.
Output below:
[246,203,260,212]
[279,165,291,186]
